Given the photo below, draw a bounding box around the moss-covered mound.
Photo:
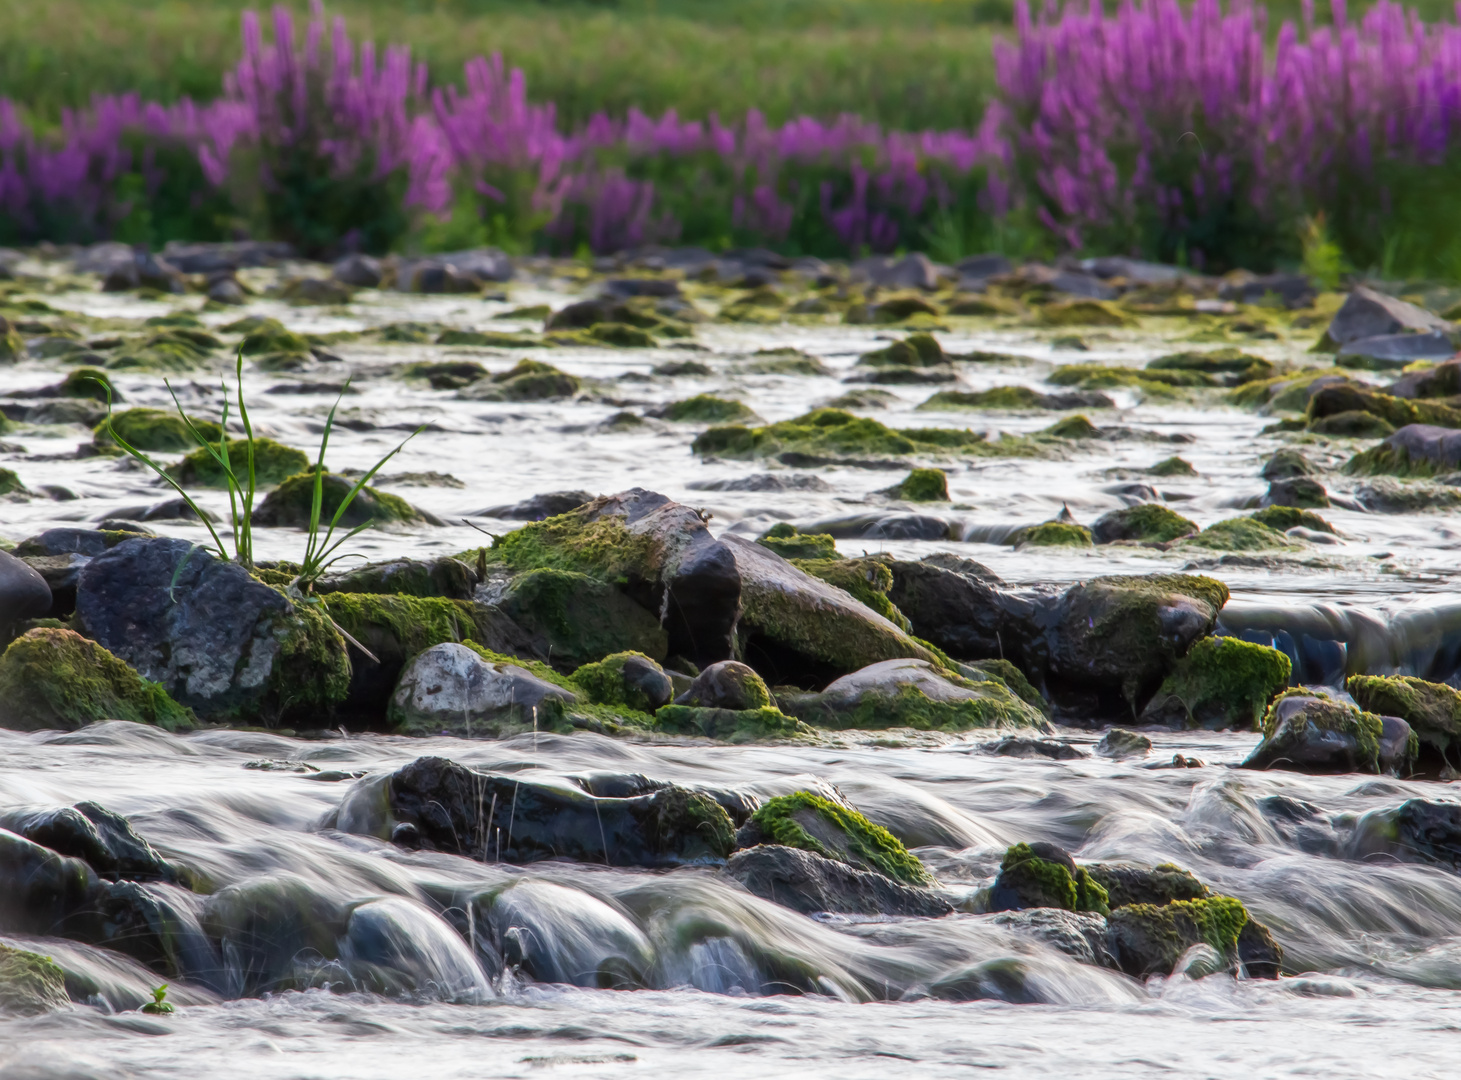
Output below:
[1091,504,1198,544]
[570,651,671,714]
[653,704,809,742]
[790,556,910,630]
[584,321,657,347]
[403,360,488,390]
[756,523,841,561]
[1308,410,1396,438]
[94,407,222,452]
[1040,414,1103,438]
[251,471,427,528]
[1147,348,1273,381]
[1184,518,1293,551]
[745,791,933,886]
[0,467,29,495]
[691,408,1010,463]
[166,437,310,488]
[0,944,69,1014]
[0,627,194,732]
[1309,384,1461,430]
[496,567,668,668]
[1250,505,1336,534]
[1142,636,1292,728]
[920,386,1055,409]
[1243,688,1396,773]
[475,359,581,401]
[855,333,946,368]
[738,350,832,376]
[1014,521,1093,547]
[1046,364,1204,392]
[0,318,23,363]
[239,321,311,357]
[1345,440,1448,478]
[1105,896,1251,976]
[1149,455,1197,476]
[55,368,120,401]
[1038,300,1137,328]
[993,842,1109,915]
[891,467,949,501]
[1346,674,1461,760]
[658,395,758,423]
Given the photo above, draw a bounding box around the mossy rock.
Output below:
[403,360,488,390]
[93,407,222,452]
[1037,300,1137,328]
[1014,521,1093,547]
[0,944,69,1014]
[0,467,28,495]
[1243,689,1399,774]
[166,437,310,488]
[991,842,1109,915]
[251,471,428,528]
[1309,384,1461,430]
[320,591,477,665]
[1091,504,1198,544]
[371,321,440,344]
[1141,636,1292,729]
[496,567,668,669]
[487,506,659,585]
[789,556,910,631]
[1345,441,1444,478]
[691,408,997,464]
[659,395,757,423]
[653,704,811,742]
[870,293,943,322]
[824,388,897,410]
[1147,348,1273,381]
[738,352,832,376]
[0,627,194,732]
[1105,896,1253,977]
[855,333,945,368]
[1250,505,1335,534]
[922,386,1050,410]
[1040,414,1103,439]
[1308,410,1396,438]
[240,324,311,357]
[963,658,1049,717]
[745,791,932,886]
[1347,674,1461,759]
[56,368,120,402]
[586,322,657,347]
[892,467,948,501]
[1149,456,1197,476]
[1184,518,1293,551]
[468,359,581,401]
[1085,862,1208,909]
[756,523,840,561]
[570,651,672,713]
[1046,364,1202,392]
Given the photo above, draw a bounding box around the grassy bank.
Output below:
[0,0,1003,130]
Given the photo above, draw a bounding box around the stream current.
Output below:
[2,260,1460,1078]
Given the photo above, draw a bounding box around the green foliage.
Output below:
[749,790,933,886]
[0,627,195,732]
[1299,214,1349,290]
[140,984,175,1015]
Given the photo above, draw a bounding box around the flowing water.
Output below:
[2,257,1460,1078]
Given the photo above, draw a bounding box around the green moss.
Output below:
[894,467,949,501]
[1038,300,1137,327]
[1147,636,1292,729]
[757,525,841,561]
[1014,522,1093,547]
[473,359,581,401]
[1184,518,1294,551]
[403,360,488,389]
[489,505,660,586]
[1250,505,1336,534]
[963,658,1049,717]
[1308,410,1396,438]
[920,386,1052,409]
[1310,387,1461,431]
[271,600,352,716]
[749,791,933,886]
[320,592,474,658]
[585,321,657,347]
[240,325,310,357]
[494,304,552,321]
[1046,365,1202,392]
[0,467,27,495]
[1346,674,1461,755]
[1108,896,1251,967]
[738,353,832,376]
[93,407,222,452]
[166,437,310,488]
[798,678,1044,732]
[371,321,439,344]
[1260,687,1385,770]
[998,843,1111,915]
[856,333,945,368]
[1039,415,1103,438]
[790,556,910,630]
[58,367,118,401]
[1344,442,1445,478]
[1094,504,1199,544]
[1085,863,1209,909]
[653,704,810,742]
[0,944,69,1014]
[570,651,663,712]
[497,567,668,668]
[0,322,24,363]
[252,471,423,528]
[1147,348,1273,381]
[1149,456,1197,476]
[660,395,757,423]
[0,627,194,732]
[691,408,1038,463]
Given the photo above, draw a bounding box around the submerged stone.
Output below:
[725,844,952,917]
[0,944,69,1014]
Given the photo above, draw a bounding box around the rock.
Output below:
[1095,728,1152,757]
[1046,575,1229,718]
[1084,862,1207,908]
[673,660,771,711]
[1090,504,1198,544]
[389,643,580,737]
[734,790,932,886]
[0,802,176,883]
[0,828,99,937]
[494,568,668,669]
[988,842,1109,914]
[725,844,953,917]
[784,658,1045,731]
[159,240,293,273]
[473,490,597,520]
[280,277,354,305]
[458,359,581,401]
[1392,799,1461,868]
[652,704,807,742]
[434,248,514,283]
[251,472,436,528]
[167,436,309,488]
[1350,423,1461,475]
[1218,272,1315,309]
[333,253,383,287]
[956,253,1013,280]
[395,260,480,294]
[685,473,831,494]
[1263,476,1330,508]
[1337,330,1456,367]
[1139,636,1292,729]
[1324,284,1451,345]
[0,628,194,732]
[314,556,477,600]
[755,525,840,561]
[794,511,953,542]
[1261,449,1316,480]
[365,756,734,866]
[980,736,1085,759]
[1241,692,1415,775]
[100,249,184,293]
[0,316,23,363]
[0,944,69,1014]
[93,406,221,452]
[1106,896,1280,978]
[571,652,673,713]
[74,537,348,722]
[206,275,247,305]
[1352,477,1461,513]
[1388,358,1461,399]
[0,549,51,631]
[605,277,681,298]
[853,253,941,290]
[984,909,1113,966]
[883,558,1024,664]
[1346,674,1461,764]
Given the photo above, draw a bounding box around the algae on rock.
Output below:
[1141,635,1292,729]
[1347,674,1461,763]
[251,472,430,528]
[166,437,310,488]
[990,842,1110,915]
[744,791,933,886]
[0,944,69,1014]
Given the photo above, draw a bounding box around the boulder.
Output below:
[1263,476,1330,508]
[1106,897,1281,978]
[1261,449,1315,480]
[988,843,1109,915]
[1325,285,1451,346]
[74,537,348,722]
[1139,636,1292,729]
[1084,862,1208,908]
[160,240,292,272]
[434,248,513,283]
[1392,799,1461,868]
[884,557,1031,664]
[100,249,184,293]
[0,802,177,883]
[358,756,734,867]
[0,549,51,631]
[332,253,383,288]
[1095,728,1152,758]
[1338,331,1455,367]
[1241,692,1415,775]
[782,658,1046,731]
[494,567,669,669]
[1218,273,1314,309]
[388,643,579,737]
[0,944,69,1014]
[984,909,1113,967]
[793,511,954,542]
[314,556,477,600]
[1389,358,1461,399]
[1350,423,1461,475]
[570,652,674,713]
[733,790,931,886]
[1090,504,1198,544]
[1346,674,1461,764]
[672,661,772,711]
[853,253,941,290]
[251,472,435,529]
[725,844,952,917]
[0,628,194,732]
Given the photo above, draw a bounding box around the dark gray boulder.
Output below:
[1325,285,1451,345]
[0,802,177,883]
[1241,693,1415,775]
[332,253,383,287]
[1338,330,1455,367]
[0,549,51,631]
[1393,799,1461,867]
[473,490,596,520]
[673,660,772,711]
[725,844,953,917]
[1376,424,1461,472]
[984,908,1113,966]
